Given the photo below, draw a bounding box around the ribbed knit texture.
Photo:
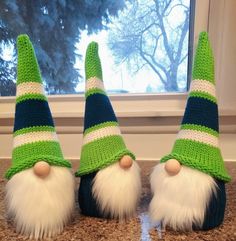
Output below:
[201,179,226,230]
[75,42,135,177]
[160,32,231,182]
[79,171,104,218]
[192,32,215,83]
[5,34,71,180]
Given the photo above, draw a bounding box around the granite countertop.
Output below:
[0,160,235,241]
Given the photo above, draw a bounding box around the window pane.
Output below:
[0,0,193,96]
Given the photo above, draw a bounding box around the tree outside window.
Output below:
[0,0,192,96]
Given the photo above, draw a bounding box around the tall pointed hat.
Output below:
[75,42,135,176]
[5,34,71,180]
[161,32,231,182]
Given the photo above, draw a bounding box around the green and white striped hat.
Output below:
[75,42,135,177]
[5,34,71,180]
[161,32,231,182]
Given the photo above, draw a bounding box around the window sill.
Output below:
[0,94,235,135]
[0,93,235,118]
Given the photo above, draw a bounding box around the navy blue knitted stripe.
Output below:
[14,99,54,132]
[202,179,226,230]
[182,96,219,132]
[84,93,117,131]
[79,172,104,217]
[192,179,226,230]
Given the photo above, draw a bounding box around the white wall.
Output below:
[209,0,236,109]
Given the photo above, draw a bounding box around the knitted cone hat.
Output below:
[161,32,231,182]
[75,42,135,176]
[5,34,71,180]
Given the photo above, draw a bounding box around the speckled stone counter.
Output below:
[0,160,235,241]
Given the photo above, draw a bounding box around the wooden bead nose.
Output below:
[119,155,133,169]
[164,159,181,176]
[33,161,51,178]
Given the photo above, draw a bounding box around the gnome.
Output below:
[75,42,141,219]
[149,32,231,231]
[5,35,75,239]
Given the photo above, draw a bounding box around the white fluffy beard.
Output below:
[92,161,141,220]
[149,163,217,231]
[5,166,75,240]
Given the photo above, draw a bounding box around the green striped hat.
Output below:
[161,32,231,182]
[75,42,135,177]
[5,34,71,180]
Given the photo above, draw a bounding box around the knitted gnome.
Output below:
[75,42,141,219]
[5,35,75,239]
[149,32,231,231]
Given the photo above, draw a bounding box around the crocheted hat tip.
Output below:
[192,31,215,83]
[196,31,213,55]
[86,41,99,55]
[17,34,31,49]
[198,31,209,42]
[85,41,103,80]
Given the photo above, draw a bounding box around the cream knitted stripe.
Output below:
[16,82,44,97]
[190,79,216,97]
[83,125,121,145]
[84,121,118,135]
[86,77,105,92]
[14,131,58,148]
[176,129,219,148]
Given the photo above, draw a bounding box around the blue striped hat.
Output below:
[75,42,135,176]
[5,34,71,180]
[161,32,231,182]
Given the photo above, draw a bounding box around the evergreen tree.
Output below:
[0,0,126,95]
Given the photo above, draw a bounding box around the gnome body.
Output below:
[76,42,141,219]
[149,32,231,231]
[5,35,75,239]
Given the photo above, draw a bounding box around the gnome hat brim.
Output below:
[6,154,71,180]
[161,152,230,182]
[77,143,135,176]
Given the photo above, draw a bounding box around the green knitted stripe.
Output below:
[6,140,71,179]
[17,35,43,85]
[16,93,47,104]
[12,141,62,163]
[181,124,219,136]
[85,42,103,80]
[84,121,118,136]
[181,124,219,137]
[189,91,217,104]
[161,139,231,182]
[76,135,135,176]
[85,88,107,98]
[5,155,71,180]
[192,32,215,83]
[14,126,55,137]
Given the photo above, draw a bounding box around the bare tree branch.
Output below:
[154,0,174,63]
[164,3,189,17]
[142,50,168,75]
[108,0,190,92]
[152,33,162,57]
[140,34,166,85]
[178,52,188,65]
[175,9,189,63]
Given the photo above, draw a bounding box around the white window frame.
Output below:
[0,0,210,118]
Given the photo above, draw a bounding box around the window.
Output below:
[0,0,194,96]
